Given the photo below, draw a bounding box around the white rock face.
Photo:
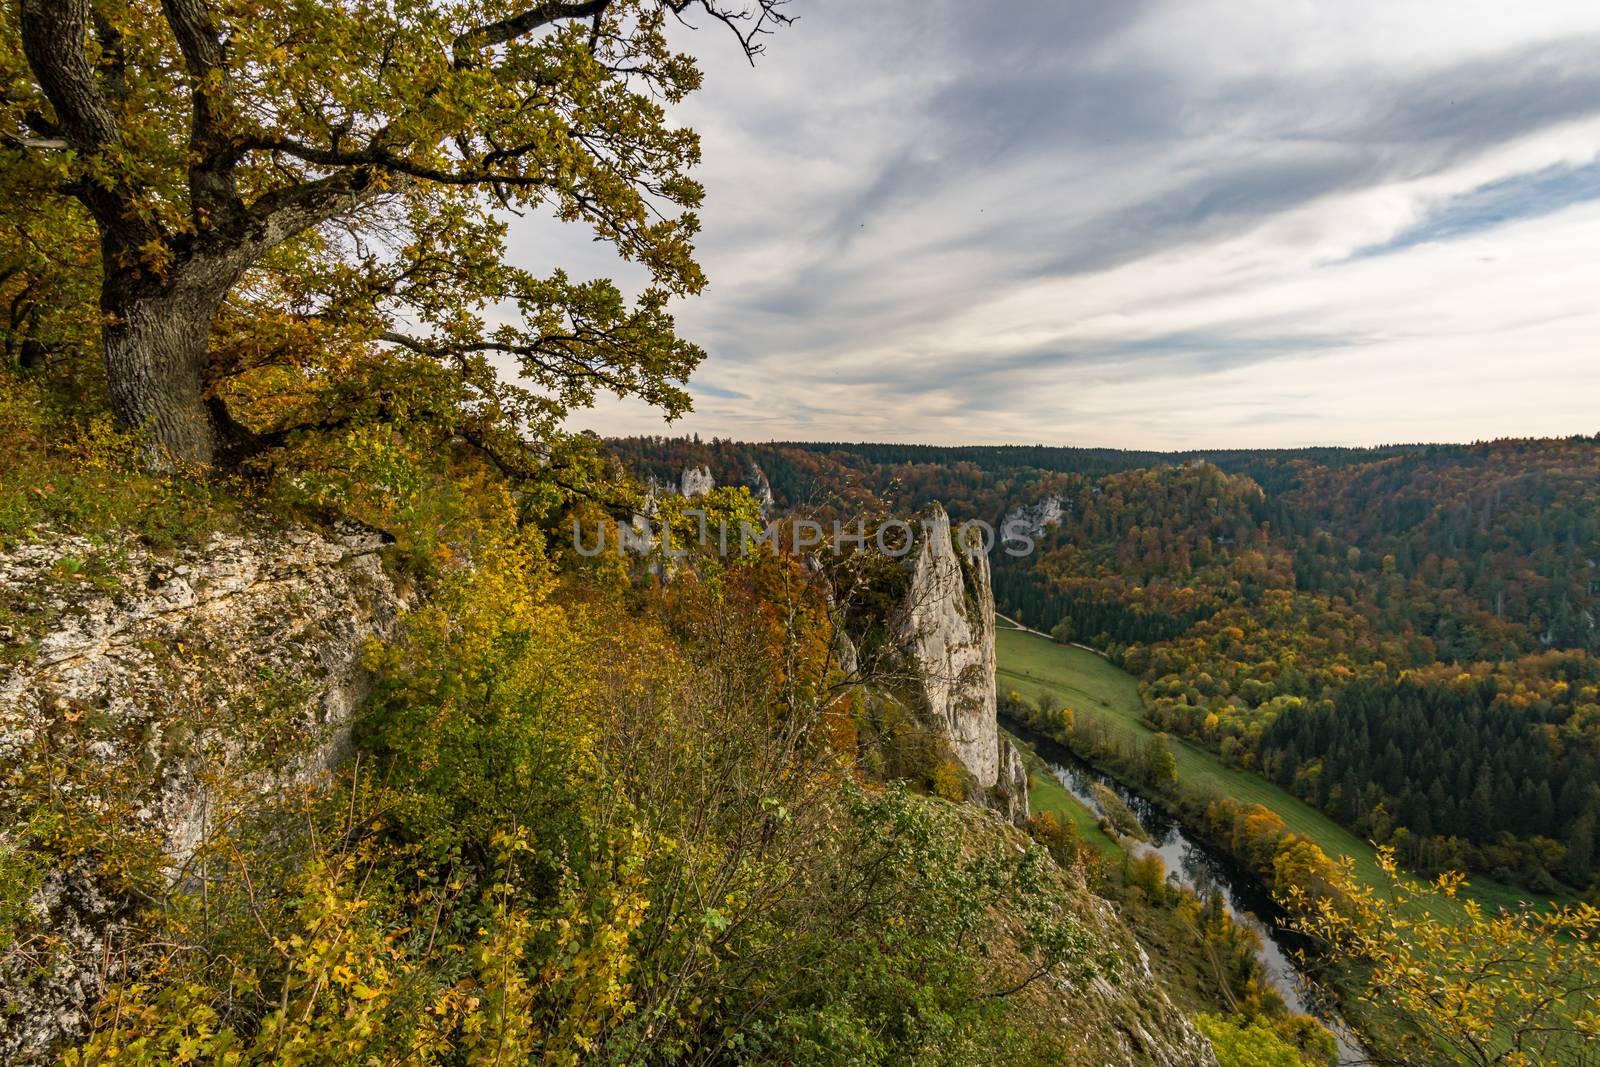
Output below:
[746,462,775,514]
[997,738,1030,823]
[1002,494,1068,541]
[651,463,773,513]
[895,505,1000,788]
[679,465,715,498]
[0,523,406,1061]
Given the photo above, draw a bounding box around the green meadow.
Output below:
[1002,728,1122,860]
[995,624,1541,916]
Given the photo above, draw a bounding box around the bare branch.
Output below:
[453,0,614,67]
[665,0,795,64]
[1,133,71,151]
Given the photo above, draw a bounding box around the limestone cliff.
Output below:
[0,523,406,1059]
[895,505,999,786]
[746,461,775,515]
[1003,493,1068,541]
[894,505,1028,821]
[995,736,1031,824]
[678,464,715,498]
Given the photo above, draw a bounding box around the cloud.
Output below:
[1354,158,1600,257]
[689,381,748,400]
[540,1,1600,447]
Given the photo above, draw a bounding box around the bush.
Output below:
[1196,1012,1326,1067]
[41,528,1115,1064]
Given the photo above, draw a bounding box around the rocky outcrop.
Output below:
[679,465,715,498]
[896,505,1000,788]
[645,463,776,515]
[0,523,406,1060]
[996,738,1031,824]
[747,462,775,515]
[891,505,1030,823]
[1002,494,1068,542]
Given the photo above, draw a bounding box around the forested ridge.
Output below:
[615,435,1600,894]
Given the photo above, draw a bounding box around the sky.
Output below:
[532,0,1600,449]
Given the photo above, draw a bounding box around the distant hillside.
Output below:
[613,434,1600,896]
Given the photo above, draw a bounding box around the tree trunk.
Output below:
[101,279,226,469]
[17,339,47,372]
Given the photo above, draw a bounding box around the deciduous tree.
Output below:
[4,0,791,466]
[1282,846,1600,1066]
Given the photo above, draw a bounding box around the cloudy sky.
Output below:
[536,0,1600,449]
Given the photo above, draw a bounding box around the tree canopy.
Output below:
[3,0,791,466]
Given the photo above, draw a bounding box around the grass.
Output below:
[0,375,246,552]
[995,624,1544,917]
[1002,729,1122,861]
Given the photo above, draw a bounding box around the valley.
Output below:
[995,621,1598,1064]
[996,622,1551,918]
[5,2,1599,1061]
[1004,726,1367,1064]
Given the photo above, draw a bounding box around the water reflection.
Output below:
[1016,727,1368,1065]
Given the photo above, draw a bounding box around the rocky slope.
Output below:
[945,802,1219,1067]
[0,522,406,1059]
[0,513,1226,1064]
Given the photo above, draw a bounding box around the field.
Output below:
[1002,729,1122,860]
[995,625,1541,915]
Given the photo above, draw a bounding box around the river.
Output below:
[1007,722,1369,1065]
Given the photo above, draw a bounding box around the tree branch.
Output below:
[17,0,119,150]
[249,136,538,188]
[377,329,636,395]
[17,0,161,248]
[453,0,614,67]
[665,0,795,64]
[1,133,71,151]
[160,0,242,224]
[244,170,385,257]
[169,169,386,296]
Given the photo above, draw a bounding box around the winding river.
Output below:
[1007,723,1369,1066]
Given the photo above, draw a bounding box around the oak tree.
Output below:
[3,0,791,466]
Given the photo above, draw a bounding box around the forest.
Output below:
[615,436,1600,894]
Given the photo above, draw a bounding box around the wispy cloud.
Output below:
[1354,158,1600,257]
[689,381,748,401]
[544,0,1600,447]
